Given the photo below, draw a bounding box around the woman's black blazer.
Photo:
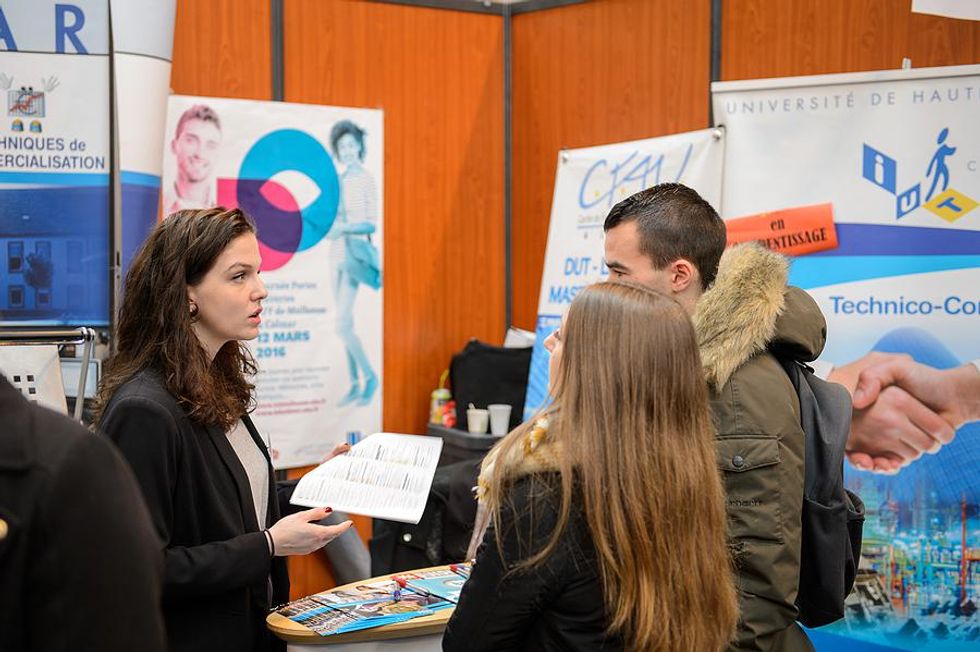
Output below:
[100,368,289,652]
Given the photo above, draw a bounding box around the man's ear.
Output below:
[669,259,700,293]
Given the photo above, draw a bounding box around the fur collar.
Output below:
[476,418,562,505]
[694,243,788,389]
[467,419,564,559]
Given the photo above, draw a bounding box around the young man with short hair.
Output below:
[604,183,819,651]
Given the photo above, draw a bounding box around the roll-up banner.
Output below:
[523,129,725,419]
[0,1,110,326]
[714,64,980,652]
[163,96,384,469]
[0,0,175,327]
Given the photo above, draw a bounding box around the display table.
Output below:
[267,565,457,650]
[426,423,501,466]
[281,638,441,652]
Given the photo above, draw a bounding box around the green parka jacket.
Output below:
[694,244,826,652]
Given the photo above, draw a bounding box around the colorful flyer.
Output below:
[278,578,452,637]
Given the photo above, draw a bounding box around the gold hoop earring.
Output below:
[189,300,199,321]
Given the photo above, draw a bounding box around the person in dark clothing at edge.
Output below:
[0,373,166,652]
[95,207,353,652]
[444,281,738,651]
[602,183,825,651]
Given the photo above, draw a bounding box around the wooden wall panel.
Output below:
[510,0,712,330]
[170,0,272,99]
[722,0,980,80]
[282,0,503,598]
[284,0,505,438]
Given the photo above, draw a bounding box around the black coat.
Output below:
[443,474,622,651]
[0,375,165,652]
[99,369,289,652]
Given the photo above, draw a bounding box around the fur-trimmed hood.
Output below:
[694,243,826,389]
[476,418,561,503]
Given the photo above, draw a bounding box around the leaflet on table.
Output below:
[277,578,454,637]
[289,432,443,523]
[393,568,469,603]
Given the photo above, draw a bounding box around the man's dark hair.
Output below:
[603,183,727,290]
[175,104,221,138]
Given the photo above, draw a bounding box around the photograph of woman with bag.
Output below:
[327,119,381,407]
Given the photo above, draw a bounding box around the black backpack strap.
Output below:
[777,357,866,627]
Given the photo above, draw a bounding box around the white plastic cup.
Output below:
[487,404,512,436]
[467,408,489,434]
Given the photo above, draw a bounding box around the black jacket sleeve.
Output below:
[34,429,167,652]
[443,477,572,651]
[102,396,271,598]
[276,478,305,517]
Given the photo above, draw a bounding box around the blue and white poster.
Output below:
[523,129,725,419]
[714,64,980,651]
[164,95,384,469]
[0,0,110,326]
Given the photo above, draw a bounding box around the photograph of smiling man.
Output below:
[163,103,222,213]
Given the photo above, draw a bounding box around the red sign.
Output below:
[726,203,838,256]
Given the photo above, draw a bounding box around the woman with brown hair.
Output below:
[443,281,738,651]
[96,207,351,652]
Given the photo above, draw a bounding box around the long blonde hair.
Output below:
[486,281,737,650]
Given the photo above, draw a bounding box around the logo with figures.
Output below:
[0,73,59,133]
[862,128,977,223]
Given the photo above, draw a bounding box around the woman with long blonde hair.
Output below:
[443,281,737,651]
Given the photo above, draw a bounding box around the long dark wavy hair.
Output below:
[95,207,258,429]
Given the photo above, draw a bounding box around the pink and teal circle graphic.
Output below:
[217,129,340,271]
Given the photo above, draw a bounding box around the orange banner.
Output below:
[726,203,838,256]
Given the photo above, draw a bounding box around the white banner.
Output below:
[523,129,725,418]
[112,0,176,275]
[714,64,980,652]
[164,96,384,469]
[912,0,980,22]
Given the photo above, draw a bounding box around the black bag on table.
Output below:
[450,339,531,432]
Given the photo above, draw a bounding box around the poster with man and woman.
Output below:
[163,96,384,469]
